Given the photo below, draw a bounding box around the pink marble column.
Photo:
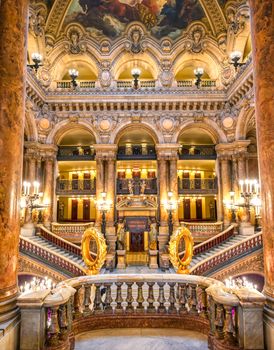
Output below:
[249,0,274,328]
[0,0,28,319]
[220,158,231,226]
[28,158,36,192]
[238,156,246,181]
[106,159,115,227]
[169,159,179,225]
[43,158,54,224]
[158,159,168,225]
[95,158,104,225]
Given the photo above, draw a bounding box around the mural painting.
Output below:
[64,0,206,40]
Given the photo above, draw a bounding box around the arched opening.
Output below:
[177,128,217,225]
[56,128,97,225]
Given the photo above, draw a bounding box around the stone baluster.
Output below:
[126,282,134,312]
[224,305,236,345]
[47,306,60,346]
[190,284,198,314]
[73,286,82,318]
[94,283,102,313]
[115,282,123,312]
[157,282,166,313]
[67,296,74,332]
[147,282,155,312]
[207,295,216,348]
[168,282,176,313]
[58,304,68,341]
[178,283,187,314]
[136,282,144,312]
[215,303,225,340]
[200,286,208,318]
[83,285,91,316]
[104,283,113,312]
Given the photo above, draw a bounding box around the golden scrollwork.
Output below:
[81,228,107,275]
[169,226,194,274]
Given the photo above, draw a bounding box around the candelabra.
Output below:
[194,67,204,89]
[96,192,112,237]
[69,68,79,89]
[164,191,178,239]
[230,51,245,70]
[224,276,258,291]
[223,191,237,223]
[131,68,141,89]
[19,276,56,294]
[27,52,43,72]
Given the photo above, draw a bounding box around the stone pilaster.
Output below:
[249,1,274,346]
[0,0,28,321]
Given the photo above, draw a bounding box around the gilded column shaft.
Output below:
[0,0,28,310]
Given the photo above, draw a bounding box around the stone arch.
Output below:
[172,119,227,144]
[111,121,162,144]
[235,107,256,140]
[46,119,100,145]
[24,110,38,142]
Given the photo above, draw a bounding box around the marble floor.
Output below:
[75,328,208,350]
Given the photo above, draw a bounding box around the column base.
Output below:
[116,250,127,269]
[0,314,20,350]
[239,222,255,236]
[264,294,274,350]
[149,250,158,269]
[20,223,35,237]
[106,233,117,251]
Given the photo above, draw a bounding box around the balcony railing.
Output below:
[51,222,94,243]
[117,178,157,195]
[56,80,96,89]
[177,80,216,88]
[117,145,156,160]
[180,221,223,242]
[18,274,266,350]
[116,80,156,88]
[57,146,95,161]
[56,179,96,195]
[179,145,216,159]
[178,178,218,194]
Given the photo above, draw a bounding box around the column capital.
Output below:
[156,143,180,160]
[94,144,118,160]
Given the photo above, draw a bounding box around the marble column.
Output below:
[95,157,104,225]
[249,1,274,345]
[232,156,239,196]
[28,158,36,192]
[0,0,28,321]
[106,159,116,244]
[220,158,231,226]
[169,159,179,226]
[43,158,54,226]
[238,155,246,181]
[158,159,168,227]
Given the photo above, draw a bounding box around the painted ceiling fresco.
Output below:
[64,0,206,40]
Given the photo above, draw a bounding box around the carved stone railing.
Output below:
[51,222,94,243]
[117,178,157,195]
[17,274,265,350]
[180,221,223,242]
[117,144,156,160]
[116,80,156,88]
[177,80,217,88]
[56,80,96,89]
[191,231,263,276]
[56,179,96,195]
[19,236,85,277]
[57,146,95,161]
[178,178,218,195]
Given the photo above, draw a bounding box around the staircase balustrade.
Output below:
[17,274,265,350]
[51,222,94,243]
[180,221,223,242]
[19,236,85,277]
[191,231,263,276]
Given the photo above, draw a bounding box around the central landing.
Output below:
[75,328,208,350]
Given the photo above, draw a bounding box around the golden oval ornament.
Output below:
[169,226,194,274]
[81,228,107,275]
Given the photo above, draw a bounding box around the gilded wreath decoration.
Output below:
[169,226,194,274]
[81,228,107,275]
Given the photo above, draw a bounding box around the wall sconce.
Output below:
[194,67,204,89]
[69,68,79,89]
[28,53,43,72]
[230,51,244,70]
[96,192,112,237]
[131,68,141,89]
[164,191,178,239]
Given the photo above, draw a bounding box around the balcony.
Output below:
[56,179,96,195]
[117,178,157,195]
[117,145,156,160]
[177,79,216,88]
[117,80,156,89]
[56,80,96,89]
[57,146,95,161]
[178,145,216,160]
[178,178,218,195]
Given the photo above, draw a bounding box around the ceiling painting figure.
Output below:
[64,0,207,40]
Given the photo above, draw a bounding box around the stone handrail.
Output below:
[190,231,263,276]
[19,235,85,277]
[179,221,223,243]
[51,222,94,243]
[17,273,265,350]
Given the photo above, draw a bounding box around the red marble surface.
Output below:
[0,0,28,302]
[249,0,274,299]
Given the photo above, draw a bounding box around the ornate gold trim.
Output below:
[169,226,194,274]
[81,228,107,275]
